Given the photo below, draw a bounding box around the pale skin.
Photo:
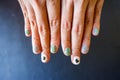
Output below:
[18,0,104,65]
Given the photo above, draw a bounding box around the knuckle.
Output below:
[50,19,60,31]
[96,8,101,15]
[47,0,56,5]
[23,11,28,18]
[50,19,59,27]
[85,14,93,25]
[72,24,83,35]
[38,25,49,36]
[32,0,45,6]
[63,0,73,5]
[88,7,94,12]
[61,21,71,32]
[86,18,91,25]
[31,20,36,28]
[29,16,36,27]
[74,0,87,7]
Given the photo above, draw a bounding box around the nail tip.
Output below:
[93,28,99,36]
[25,30,30,36]
[33,51,40,54]
[41,53,47,63]
[64,48,71,56]
[81,45,89,54]
[50,45,57,54]
[33,46,40,54]
[81,49,88,54]
[73,56,80,65]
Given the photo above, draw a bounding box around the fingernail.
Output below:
[33,46,39,54]
[93,27,99,36]
[50,45,57,54]
[81,44,88,54]
[64,48,71,56]
[41,53,47,63]
[73,56,80,65]
[25,30,30,36]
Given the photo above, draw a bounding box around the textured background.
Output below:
[0,0,120,80]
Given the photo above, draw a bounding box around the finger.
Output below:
[61,0,73,56]
[81,0,97,54]
[18,0,31,37]
[25,1,42,54]
[46,0,60,54]
[92,0,104,36]
[71,0,89,65]
[30,0,50,63]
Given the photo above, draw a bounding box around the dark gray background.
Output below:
[0,0,120,80]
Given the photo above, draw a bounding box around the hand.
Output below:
[61,0,104,65]
[18,0,61,63]
[18,0,104,65]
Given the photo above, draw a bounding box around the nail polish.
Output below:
[25,30,30,35]
[81,44,88,54]
[73,56,80,65]
[34,46,38,52]
[93,27,99,36]
[64,48,71,56]
[41,53,47,63]
[50,45,56,54]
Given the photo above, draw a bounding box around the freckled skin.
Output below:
[18,0,104,65]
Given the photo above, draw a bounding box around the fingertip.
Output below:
[64,48,71,56]
[92,27,100,36]
[71,48,81,65]
[32,46,41,54]
[71,55,80,65]
[25,29,31,37]
[50,45,57,54]
[41,51,50,63]
[81,44,89,54]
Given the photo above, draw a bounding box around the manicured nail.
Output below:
[64,48,71,56]
[93,27,99,36]
[50,45,57,54]
[73,56,80,65]
[81,44,88,54]
[25,30,30,36]
[41,53,47,63]
[33,46,39,54]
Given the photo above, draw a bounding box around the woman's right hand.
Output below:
[61,0,104,65]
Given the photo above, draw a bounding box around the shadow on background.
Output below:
[0,0,120,80]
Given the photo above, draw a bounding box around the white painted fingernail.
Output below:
[81,44,88,54]
[41,53,47,63]
[93,27,99,36]
[33,46,39,54]
[73,56,80,65]
[25,29,30,36]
